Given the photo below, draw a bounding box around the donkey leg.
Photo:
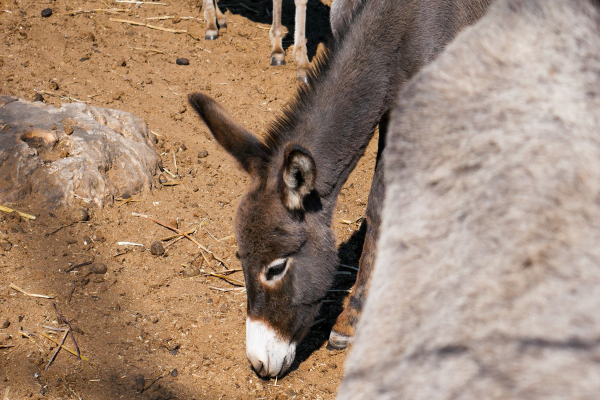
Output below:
[215,0,227,32]
[328,113,388,350]
[204,0,219,40]
[293,0,310,83]
[270,0,286,66]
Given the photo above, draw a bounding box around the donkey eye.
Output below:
[265,258,288,281]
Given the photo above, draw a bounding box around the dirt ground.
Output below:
[0,0,379,398]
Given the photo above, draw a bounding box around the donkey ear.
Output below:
[279,144,317,211]
[188,93,269,173]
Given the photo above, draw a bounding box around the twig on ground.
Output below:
[58,8,127,16]
[41,325,68,332]
[310,318,326,327]
[49,221,85,235]
[116,241,144,247]
[109,18,199,40]
[173,148,178,175]
[19,330,44,352]
[341,216,364,225]
[132,212,228,267]
[0,205,36,220]
[160,228,196,241]
[218,234,235,242]
[162,168,177,178]
[162,181,184,186]
[209,286,245,292]
[45,330,69,371]
[339,264,359,272]
[163,235,186,249]
[255,24,270,30]
[3,387,9,400]
[0,344,14,349]
[117,197,140,207]
[52,302,81,361]
[9,283,55,299]
[201,271,244,286]
[39,332,89,361]
[34,89,88,103]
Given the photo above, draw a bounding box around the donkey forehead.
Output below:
[235,189,306,263]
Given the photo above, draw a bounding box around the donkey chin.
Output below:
[246,318,296,378]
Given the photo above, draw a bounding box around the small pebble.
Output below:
[121,193,131,199]
[133,375,145,392]
[158,174,168,184]
[33,93,44,102]
[179,143,187,151]
[182,265,200,277]
[49,81,59,90]
[87,263,107,275]
[0,319,10,329]
[176,58,190,65]
[0,240,12,252]
[41,8,52,17]
[170,369,178,377]
[150,241,165,256]
[197,150,208,159]
[150,315,159,323]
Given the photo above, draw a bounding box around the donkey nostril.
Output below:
[252,360,265,376]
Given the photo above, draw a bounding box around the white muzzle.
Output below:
[246,318,296,377]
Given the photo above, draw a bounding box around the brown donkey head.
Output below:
[189,93,338,378]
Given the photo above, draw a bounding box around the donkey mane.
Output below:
[262,0,370,155]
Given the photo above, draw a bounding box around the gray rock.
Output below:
[0,96,162,209]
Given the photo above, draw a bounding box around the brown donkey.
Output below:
[339,0,600,397]
[203,0,333,83]
[190,0,492,378]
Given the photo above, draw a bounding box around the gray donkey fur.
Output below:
[338,0,600,398]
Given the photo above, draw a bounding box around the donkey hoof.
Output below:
[327,330,353,350]
[205,32,219,40]
[271,57,286,66]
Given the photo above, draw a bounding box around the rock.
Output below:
[150,315,159,323]
[33,93,44,103]
[0,240,10,252]
[133,375,145,392]
[72,208,89,222]
[0,96,162,209]
[150,241,165,256]
[0,319,10,329]
[41,8,52,17]
[182,265,200,277]
[170,369,178,377]
[49,81,59,90]
[176,58,190,65]
[158,174,168,184]
[197,150,208,158]
[86,263,107,275]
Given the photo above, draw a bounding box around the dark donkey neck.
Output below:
[265,0,492,207]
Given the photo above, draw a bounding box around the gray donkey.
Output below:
[202,0,359,82]
[190,0,492,378]
[338,0,600,398]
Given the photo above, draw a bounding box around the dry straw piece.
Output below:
[9,283,54,299]
[0,205,36,220]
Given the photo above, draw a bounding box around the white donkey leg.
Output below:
[293,0,310,83]
[215,0,227,32]
[204,0,219,40]
[270,0,286,66]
